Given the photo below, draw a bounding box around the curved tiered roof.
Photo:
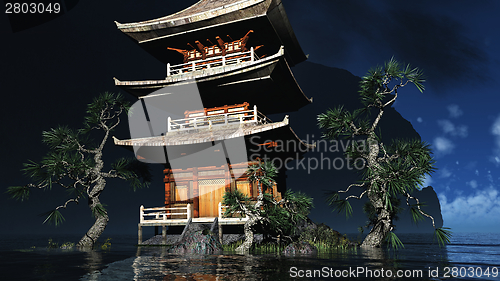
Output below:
[115,0,306,66]
[113,116,314,166]
[114,47,312,115]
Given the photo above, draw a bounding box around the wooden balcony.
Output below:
[166,47,260,77]
[139,203,248,226]
[167,104,272,132]
[137,203,248,244]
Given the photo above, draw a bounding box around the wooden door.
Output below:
[198,179,225,217]
[236,180,252,197]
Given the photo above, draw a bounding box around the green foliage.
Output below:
[222,189,251,218]
[282,190,314,222]
[434,227,452,247]
[298,224,352,252]
[318,58,450,248]
[327,194,353,218]
[47,238,59,249]
[60,241,75,250]
[41,210,65,226]
[253,241,286,254]
[223,188,314,240]
[409,203,427,225]
[263,190,313,238]
[385,232,404,250]
[82,92,130,133]
[360,199,402,233]
[223,160,313,241]
[246,160,278,192]
[222,240,244,251]
[8,92,151,232]
[359,57,425,109]
[111,157,152,191]
[319,58,425,141]
[99,238,112,251]
[92,204,107,219]
[6,186,30,201]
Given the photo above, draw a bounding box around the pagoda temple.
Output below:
[113,0,313,244]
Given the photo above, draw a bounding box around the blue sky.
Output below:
[286,0,500,232]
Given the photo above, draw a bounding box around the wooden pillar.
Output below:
[164,168,172,218]
[225,164,231,193]
[193,167,199,218]
[164,168,172,207]
[219,224,223,244]
[162,225,167,245]
[138,224,142,245]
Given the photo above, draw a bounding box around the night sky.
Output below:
[1,0,499,236]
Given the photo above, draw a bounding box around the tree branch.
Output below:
[404,191,436,228]
[338,182,366,194]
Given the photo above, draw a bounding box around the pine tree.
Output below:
[317,58,451,248]
[222,159,313,251]
[7,93,151,248]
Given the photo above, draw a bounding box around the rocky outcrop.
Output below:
[282,241,317,255]
[293,217,318,239]
[168,219,223,254]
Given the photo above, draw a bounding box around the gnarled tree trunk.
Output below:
[236,217,257,252]
[77,177,109,248]
[361,136,394,248]
[361,192,393,247]
[77,196,109,248]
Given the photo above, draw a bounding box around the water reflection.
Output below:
[128,243,450,281]
[81,234,455,281]
[80,247,104,275]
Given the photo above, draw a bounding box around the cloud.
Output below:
[433,137,455,155]
[438,167,452,178]
[417,117,423,123]
[492,115,500,136]
[439,187,500,231]
[421,174,433,187]
[447,104,463,118]
[487,171,494,184]
[490,115,500,165]
[466,180,478,189]
[437,119,468,138]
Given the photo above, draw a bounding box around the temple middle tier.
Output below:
[114,46,312,115]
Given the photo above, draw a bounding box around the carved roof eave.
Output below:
[114,0,306,66]
[114,48,312,115]
[115,0,266,32]
[114,47,284,92]
[113,116,314,151]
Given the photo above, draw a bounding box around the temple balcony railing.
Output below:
[166,47,260,77]
[167,105,272,132]
[139,203,248,224]
[140,204,193,223]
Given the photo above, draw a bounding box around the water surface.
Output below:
[1,233,498,280]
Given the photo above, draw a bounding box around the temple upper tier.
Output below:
[114,0,307,67]
[114,46,312,114]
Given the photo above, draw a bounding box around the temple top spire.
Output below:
[115,0,306,66]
